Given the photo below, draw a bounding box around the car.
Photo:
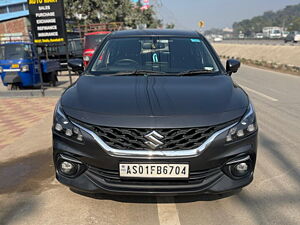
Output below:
[269,29,282,38]
[282,31,289,38]
[53,29,258,195]
[255,33,263,39]
[213,35,223,42]
[40,38,83,71]
[83,31,111,66]
[284,31,300,43]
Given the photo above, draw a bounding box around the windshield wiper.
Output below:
[108,70,168,76]
[176,69,215,76]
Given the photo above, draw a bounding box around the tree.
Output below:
[232,3,300,35]
[64,0,162,29]
[166,23,175,29]
[288,17,300,31]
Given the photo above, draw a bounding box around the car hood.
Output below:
[61,75,248,128]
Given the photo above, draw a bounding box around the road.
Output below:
[216,39,300,46]
[0,65,300,225]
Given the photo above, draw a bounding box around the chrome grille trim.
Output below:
[72,122,237,159]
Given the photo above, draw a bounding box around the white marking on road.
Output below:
[241,85,278,102]
[157,196,181,225]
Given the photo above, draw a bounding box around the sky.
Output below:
[156,0,300,30]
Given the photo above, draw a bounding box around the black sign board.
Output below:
[28,0,67,45]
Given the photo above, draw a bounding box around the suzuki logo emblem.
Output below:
[144,131,164,149]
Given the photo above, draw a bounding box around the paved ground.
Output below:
[0,65,300,225]
[0,98,57,150]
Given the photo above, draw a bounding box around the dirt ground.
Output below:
[213,43,300,67]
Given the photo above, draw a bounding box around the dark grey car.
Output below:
[284,31,300,43]
[52,30,258,195]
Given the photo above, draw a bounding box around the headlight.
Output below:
[226,102,257,142]
[21,65,29,72]
[53,102,84,142]
[83,55,90,62]
[0,66,3,73]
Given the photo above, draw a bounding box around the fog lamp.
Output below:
[232,162,249,177]
[60,161,76,175]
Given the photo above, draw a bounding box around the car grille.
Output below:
[71,119,237,151]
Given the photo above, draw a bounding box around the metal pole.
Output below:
[45,45,49,60]
[61,0,72,86]
[65,41,72,85]
[36,45,45,96]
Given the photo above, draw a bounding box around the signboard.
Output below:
[198,21,205,28]
[28,0,67,45]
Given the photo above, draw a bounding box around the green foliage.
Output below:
[233,3,300,34]
[165,23,175,29]
[64,0,161,29]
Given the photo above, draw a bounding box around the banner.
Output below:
[28,0,67,45]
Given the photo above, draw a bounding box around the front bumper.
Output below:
[53,128,257,195]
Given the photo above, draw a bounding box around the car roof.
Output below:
[110,29,201,38]
[85,31,111,36]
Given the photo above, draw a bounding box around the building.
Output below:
[0,0,29,40]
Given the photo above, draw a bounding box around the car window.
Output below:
[90,37,219,75]
[84,34,107,50]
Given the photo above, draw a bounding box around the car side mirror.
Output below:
[226,59,240,75]
[68,59,84,73]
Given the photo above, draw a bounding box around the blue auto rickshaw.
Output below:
[0,42,60,90]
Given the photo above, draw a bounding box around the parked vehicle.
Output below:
[83,31,111,66]
[255,33,263,39]
[282,31,289,38]
[54,30,258,195]
[263,27,283,38]
[39,38,83,71]
[0,42,60,89]
[284,31,300,43]
[213,35,223,42]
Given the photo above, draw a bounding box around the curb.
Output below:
[0,89,64,98]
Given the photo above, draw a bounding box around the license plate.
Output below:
[11,64,19,68]
[119,163,189,178]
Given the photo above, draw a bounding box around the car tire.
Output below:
[50,72,58,87]
[7,84,20,90]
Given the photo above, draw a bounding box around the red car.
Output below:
[83,31,111,66]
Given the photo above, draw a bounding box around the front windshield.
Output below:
[90,37,219,75]
[0,44,32,60]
